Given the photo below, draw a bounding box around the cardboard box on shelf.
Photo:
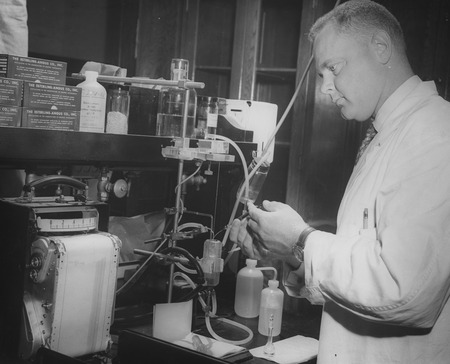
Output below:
[21,108,79,131]
[23,81,81,111]
[0,105,21,127]
[0,54,67,85]
[0,78,23,106]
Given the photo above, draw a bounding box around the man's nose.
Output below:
[320,75,335,95]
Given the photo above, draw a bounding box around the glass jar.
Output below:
[105,84,130,134]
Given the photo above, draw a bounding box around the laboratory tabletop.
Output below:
[0,305,321,364]
[113,299,321,364]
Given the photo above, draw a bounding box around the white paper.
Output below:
[250,335,319,364]
[173,332,246,358]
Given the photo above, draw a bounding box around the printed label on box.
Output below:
[0,54,67,85]
[0,78,23,106]
[23,81,81,110]
[0,105,22,127]
[22,108,80,131]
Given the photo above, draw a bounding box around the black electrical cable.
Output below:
[159,246,208,302]
[160,246,205,286]
[116,213,175,297]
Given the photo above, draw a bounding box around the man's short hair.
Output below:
[309,0,406,51]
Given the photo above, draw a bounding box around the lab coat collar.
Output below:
[373,75,423,133]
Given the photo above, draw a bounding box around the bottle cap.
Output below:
[268,280,279,288]
[246,259,257,267]
[84,70,99,80]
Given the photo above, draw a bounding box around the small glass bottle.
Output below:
[105,84,130,134]
[156,58,197,138]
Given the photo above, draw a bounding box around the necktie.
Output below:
[355,123,377,164]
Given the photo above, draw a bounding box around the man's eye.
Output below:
[329,64,339,74]
[328,62,344,75]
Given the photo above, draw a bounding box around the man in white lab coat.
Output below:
[230,1,450,363]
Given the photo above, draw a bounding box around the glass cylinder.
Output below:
[196,96,218,138]
[105,84,130,134]
[156,88,196,137]
[171,58,189,81]
[156,58,197,138]
[238,159,271,204]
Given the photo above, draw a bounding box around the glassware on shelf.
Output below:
[156,58,197,138]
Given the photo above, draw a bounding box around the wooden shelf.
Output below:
[0,127,256,170]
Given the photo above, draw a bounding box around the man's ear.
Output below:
[371,30,392,65]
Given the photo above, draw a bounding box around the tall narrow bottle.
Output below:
[77,71,107,133]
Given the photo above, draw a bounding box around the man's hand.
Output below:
[229,200,308,259]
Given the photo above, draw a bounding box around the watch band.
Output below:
[292,226,316,262]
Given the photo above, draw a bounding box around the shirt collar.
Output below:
[373,75,421,132]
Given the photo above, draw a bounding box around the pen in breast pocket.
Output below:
[363,208,368,229]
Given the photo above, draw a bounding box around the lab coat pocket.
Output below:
[359,227,377,240]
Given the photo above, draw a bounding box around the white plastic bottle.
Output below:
[258,280,284,336]
[234,259,263,318]
[78,71,107,133]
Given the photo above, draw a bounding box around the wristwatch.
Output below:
[292,226,316,262]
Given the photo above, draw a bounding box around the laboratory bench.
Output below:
[106,287,322,364]
[0,298,321,364]
[0,127,320,363]
[112,303,321,364]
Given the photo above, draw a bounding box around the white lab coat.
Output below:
[300,76,450,363]
[0,0,27,56]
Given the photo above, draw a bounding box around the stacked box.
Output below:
[21,109,79,131]
[0,77,23,127]
[0,54,84,130]
[0,105,22,127]
[23,82,81,111]
[21,81,81,130]
[0,54,67,85]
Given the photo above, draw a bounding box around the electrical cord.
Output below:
[116,237,167,296]
[160,246,205,286]
[174,222,210,275]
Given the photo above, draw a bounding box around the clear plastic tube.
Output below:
[206,133,250,202]
[174,162,203,194]
[223,152,271,266]
[173,272,252,345]
[222,54,315,266]
[174,222,208,275]
[205,315,254,346]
